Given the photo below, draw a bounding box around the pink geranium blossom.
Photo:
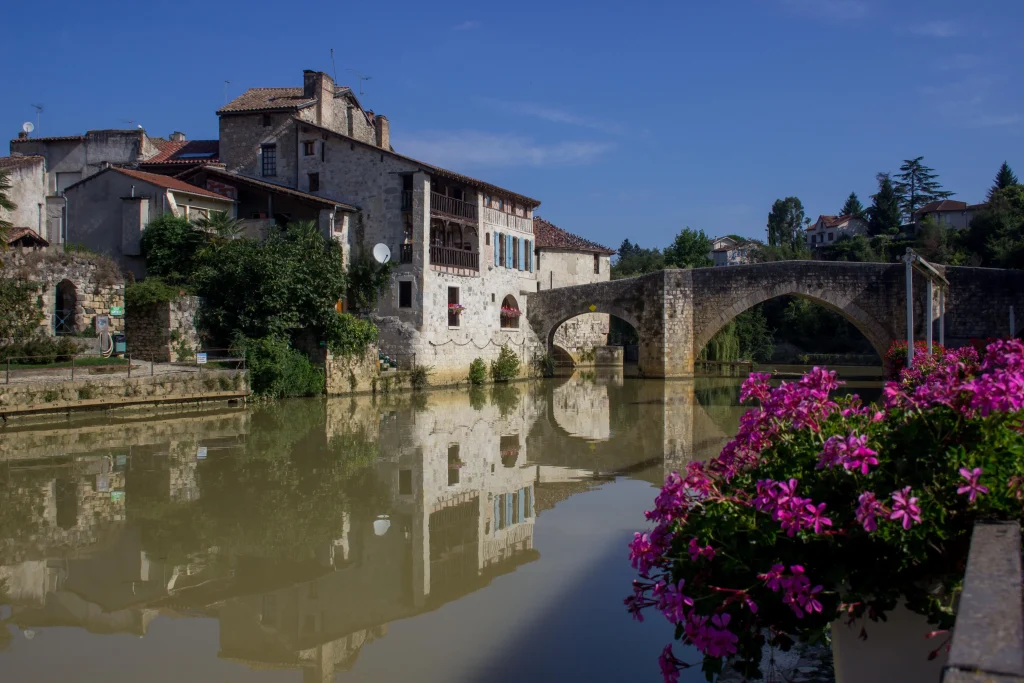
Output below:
[889,487,922,530]
[957,467,989,503]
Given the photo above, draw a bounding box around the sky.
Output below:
[2,0,1022,250]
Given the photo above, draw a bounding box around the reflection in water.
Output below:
[0,373,762,682]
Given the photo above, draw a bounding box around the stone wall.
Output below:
[324,344,379,395]
[1,156,47,233]
[125,296,200,362]
[0,246,124,337]
[0,368,247,417]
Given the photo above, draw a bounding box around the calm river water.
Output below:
[0,370,874,682]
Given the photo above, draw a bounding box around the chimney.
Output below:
[303,70,318,98]
[169,131,186,142]
[375,115,389,149]
[17,131,28,139]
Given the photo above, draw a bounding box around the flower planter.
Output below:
[831,602,947,683]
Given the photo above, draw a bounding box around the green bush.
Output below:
[140,215,206,284]
[0,336,83,363]
[0,278,42,341]
[326,313,378,357]
[535,353,556,378]
[468,357,487,385]
[410,364,432,391]
[489,344,520,382]
[239,336,324,398]
[125,277,182,309]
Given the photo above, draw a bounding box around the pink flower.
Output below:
[957,467,989,503]
[758,564,786,591]
[889,487,922,530]
[706,613,739,657]
[855,491,886,532]
[802,502,833,534]
[688,538,715,562]
[659,644,682,683]
[658,579,693,623]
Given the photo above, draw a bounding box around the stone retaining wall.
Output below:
[324,345,380,395]
[125,296,201,362]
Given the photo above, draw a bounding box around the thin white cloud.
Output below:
[477,98,628,135]
[394,131,613,168]
[779,0,868,21]
[452,20,480,30]
[918,77,1020,129]
[935,53,984,71]
[912,20,959,38]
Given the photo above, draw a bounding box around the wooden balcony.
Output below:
[481,207,533,233]
[431,192,478,222]
[430,246,479,270]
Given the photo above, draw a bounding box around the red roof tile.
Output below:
[107,167,235,201]
[915,200,968,214]
[533,217,614,254]
[0,155,45,169]
[10,135,85,144]
[176,165,358,211]
[6,227,49,247]
[217,87,316,114]
[141,139,220,165]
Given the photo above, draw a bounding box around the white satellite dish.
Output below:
[21,122,34,133]
[372,243,391,264]
[373,515,391,536]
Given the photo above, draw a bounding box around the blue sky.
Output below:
[3,0,1022,249]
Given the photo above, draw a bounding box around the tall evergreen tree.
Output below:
[987,161,1019,201]
[894,156,953,220]
[766,197,805,249]
[868,173,902,236]
[0,169,16,244]
[840,192,865,218]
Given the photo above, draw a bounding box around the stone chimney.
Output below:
[17,131,28,139]
[303,70,318,98]
[375,115,390,149]
[169,131,186,142]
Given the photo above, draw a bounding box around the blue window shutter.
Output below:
[518,488,525,520]
[494,232,500,266]
[526,485,533,517]
[527,240,533,272]
[505,234,513,269]
[517,239,524,271]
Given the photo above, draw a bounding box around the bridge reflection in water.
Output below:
[0,373,744,682]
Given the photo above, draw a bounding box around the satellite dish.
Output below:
[372,243,391,264]
[373,515,391,536]
[22,122,34,133]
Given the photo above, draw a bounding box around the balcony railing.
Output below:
[430,246,479,270]
[399,243,413,264]
[431,192,478,221]
[481,207,533,233]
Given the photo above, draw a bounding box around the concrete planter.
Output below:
[831,601,946,683]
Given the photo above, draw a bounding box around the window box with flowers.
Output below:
[447,303,465,327]
[500,295,521,329]
[628,339,1024,683]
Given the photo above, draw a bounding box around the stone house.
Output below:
[912,200,986,232]
[63,166,235,277]
[8,129,217,245]
[0,155,47,236]
[534,217,615,359]
[217,69,545,382]
[806,214,869,248]
[708,235,753,266]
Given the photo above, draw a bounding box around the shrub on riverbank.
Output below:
[629,340,1024,682]
[469,358,487,385]
[490,345,520,382]
[239,335,324,398]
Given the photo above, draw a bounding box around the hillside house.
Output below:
[806,214,869,248]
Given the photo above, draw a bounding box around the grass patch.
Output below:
[7,357,130,370]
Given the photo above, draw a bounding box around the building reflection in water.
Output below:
[0,373,743,681]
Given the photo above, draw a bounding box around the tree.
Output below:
[818,235,879,263]
[963,185,1024,269]
[0,169,17,245]
[611,239,665,279]
[840,192,865,219]
[663,227,712,269]
[894,156,953,220]
[140,215,206,284]
[766,197,805,249]
[987,162,1019,201]
[868,173,902,236]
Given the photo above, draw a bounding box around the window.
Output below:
[498,233,506,266]
[262,114,272,127]
[399,469,412,495]
[594,254,600,274]
[500,295,519,329]
[497,198,504,211]
[448,445,461,486]
[512,237,520,269]
[828,232,834,242]
[302,140,315,156]
[536,250,540,270]
[261,144,277,176]
[321,141,326,162]
[485,233,490,246]
[484,194,491,207]
[448,287,460,327]
[398,281,412,308]
[308,173,319,192]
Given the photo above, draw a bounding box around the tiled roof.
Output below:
[0,155,45,169]
[6,227,49,247]
[10,135,85,144]
[298,119,541,207]
[70,167,235,201]
[141,139,220,165]
[533,217,615,254]
[915,200,968,214]
[217,87,316,114]
[176,165,358,211]
[813,214,866,229]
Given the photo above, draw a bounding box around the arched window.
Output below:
[55,279,77,335]
[500,295,520,329]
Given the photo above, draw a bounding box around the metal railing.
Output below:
[431,192,478,221]
[4,349,246,384]
[399,243,414,263]
[430,246,479,270]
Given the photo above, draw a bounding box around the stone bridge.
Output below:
[526,261,1024,377]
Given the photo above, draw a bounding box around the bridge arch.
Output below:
[692,282,892,360]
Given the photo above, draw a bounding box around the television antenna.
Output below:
[347,69,372,96]
[224,80,231,104]
[30,104,43,131]
[330,49,338,84]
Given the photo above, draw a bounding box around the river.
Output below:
[0,370,875,682]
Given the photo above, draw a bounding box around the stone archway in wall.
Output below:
[55,279,78,335]
[692,284,894,362]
